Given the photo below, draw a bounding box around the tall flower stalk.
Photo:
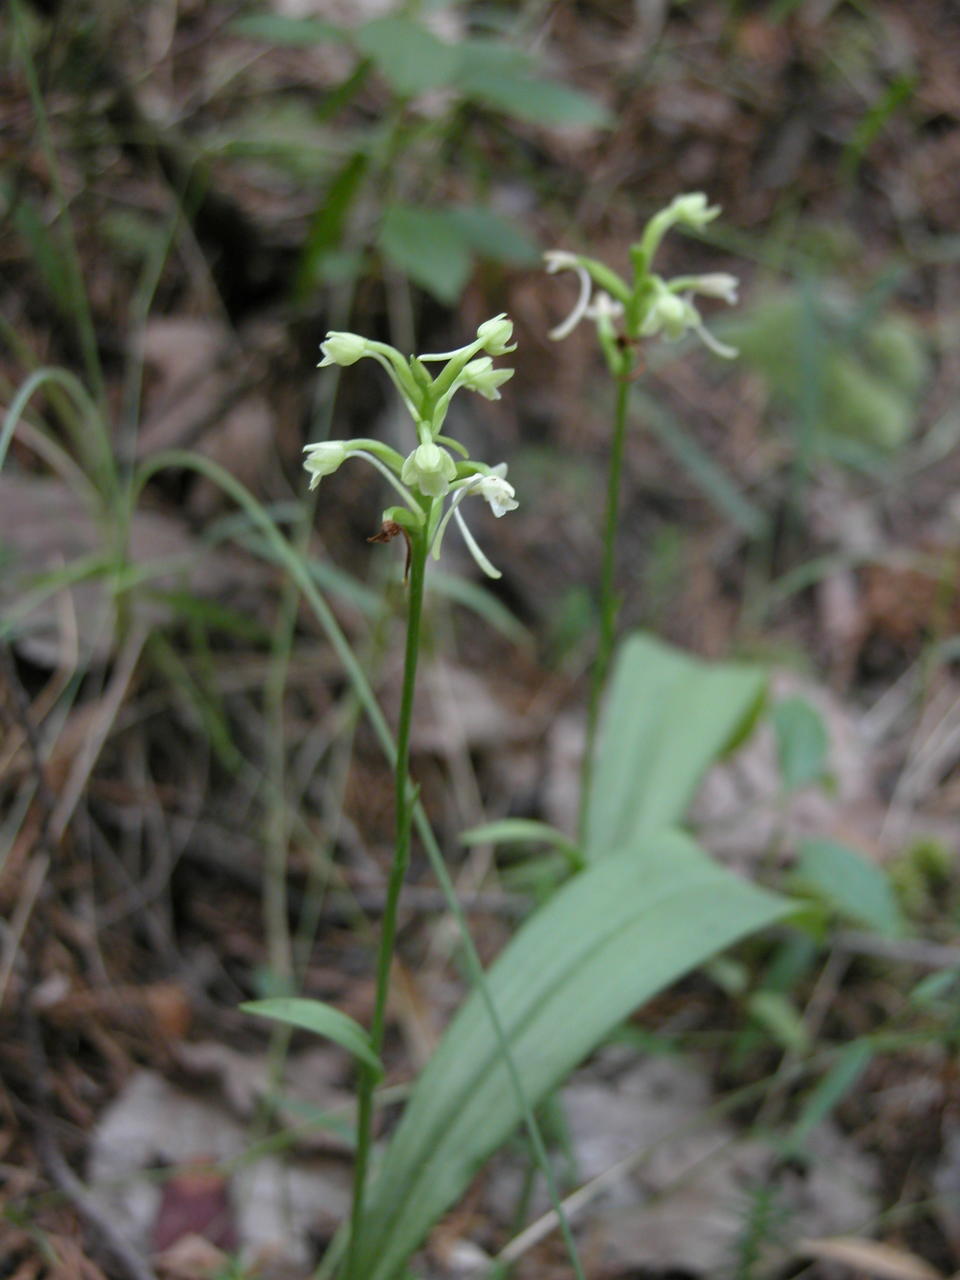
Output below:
[303,317,519,1280]
[545,193,741,839]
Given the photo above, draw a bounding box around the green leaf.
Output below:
[445,206,540,266]
[295,152,369,300]
[241,998,382,1076]
[355,16,459,96]
[230,14,344,45]
[586,633,766,858]
[351,830,790,1279]
[460,65,611,128]
[747,990,811,1054]
[379,205,473,303]
[795,839,905,937]
[772,696,829,792]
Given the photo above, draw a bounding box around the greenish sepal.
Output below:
[410,358,433,393]
[576,256,631,305]
[629,243,650,285]
[429,339,485,401]
[436,434,470,459]
[348,438,405,471]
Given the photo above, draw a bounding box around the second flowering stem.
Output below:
[580,375,631,843]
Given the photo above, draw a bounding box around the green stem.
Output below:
[345,531,428,1280]
[580,375,630,844]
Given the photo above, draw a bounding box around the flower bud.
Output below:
[318,331,368,367]
[303,440,349,488]
[400,441,457,499]
[476,313,517,356]
[687,273,739,304]
[665,193,720,231]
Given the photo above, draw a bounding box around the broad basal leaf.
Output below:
[586,633,766,858]
[351,830,790,1279]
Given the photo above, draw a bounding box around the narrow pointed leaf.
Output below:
[241,998,382,1076]
[352,830,791,1279]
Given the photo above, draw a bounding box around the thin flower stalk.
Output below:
[306,318,528,1280]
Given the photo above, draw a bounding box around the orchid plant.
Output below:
[301,316,520,1280]
[545,193,740,834]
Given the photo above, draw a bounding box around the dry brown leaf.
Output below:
[138,317,275,517]
[796,1236,945,1280]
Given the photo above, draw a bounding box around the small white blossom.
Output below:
[469,471,518,517]
[585,290,626,323]
[458,357,515,401]
[640,286,737,359]
[303,440,349,488]
[318,332,368,367]
[400,441,457,498]
[688,273,739,304]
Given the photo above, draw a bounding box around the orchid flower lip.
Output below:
[453,505,502,578]
[689,314,738,359]
[544,252,593,341]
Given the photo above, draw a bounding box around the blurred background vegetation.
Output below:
[3,0,960,1276]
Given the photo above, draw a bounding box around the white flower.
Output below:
[688,273,739,304]
[400,441,457,498]
[640,290,691,341]
[585,290,626,323]
[428,465,518,578]
[303,440,348,488]
[469,471,518,517]
[458,357,515,401]
[318,332,368,367]
[640,281,738,359]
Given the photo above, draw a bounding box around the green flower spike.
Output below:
[544,192,739,370]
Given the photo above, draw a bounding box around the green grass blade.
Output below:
[353,830,791,1279]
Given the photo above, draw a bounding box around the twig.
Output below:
[833,930,960,971]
